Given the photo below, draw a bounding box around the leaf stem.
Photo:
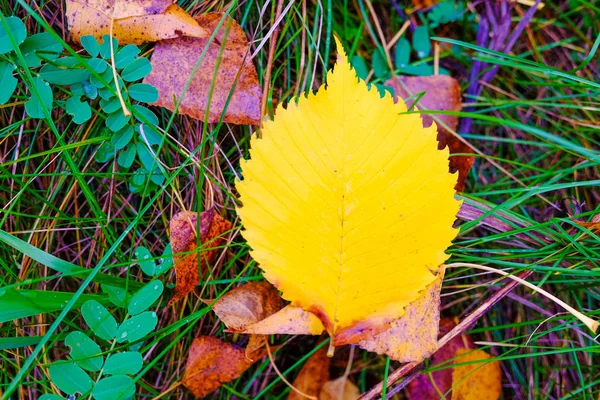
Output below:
[109,17,130,117]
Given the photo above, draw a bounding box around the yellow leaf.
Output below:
[236,37,460,344]
[451,348,502,400]
[238,305,325,336]
[320,377,361,400]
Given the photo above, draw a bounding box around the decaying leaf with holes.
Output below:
[182,336,267,398]
[386,75,473,192]
[144,13,262,125]
[406,318,501,400]
[168,209,232,306]
[288,345,330,400]
[66,0,209,44]
[357,271,443,362]
[204,281,282,356]
[236,37,460,348]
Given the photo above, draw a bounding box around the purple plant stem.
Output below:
[460,0,543,134]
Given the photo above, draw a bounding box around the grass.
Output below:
[1,0,600,399]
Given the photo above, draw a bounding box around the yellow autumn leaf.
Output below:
[236,37,460,344]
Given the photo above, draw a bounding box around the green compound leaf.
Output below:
[65,331,104,372]
[103,351,143,375]
[117,144,136,169]
[0,62,18,104]
[100,96,123,114]
[155,244,173,276]
[128,83,158,103]
[413,26,431,58]
[25,77,53,119]
[0,16,27,54]
[127,280,163,315]
[81,35,99,57]
[106,110,131,132]
[39,395,64,400]
[372,46,389,79]
[65,96,92,124]
[94,141,115,163]
[132,104,158,125]
[20,32,63,68]
[49,361,93,395]
[116,311,158,343]
[90,65,114,89]
[121,57,152,82]
[99,34,118,60]
[82,80,98,99]
[350,55,368,81]
[134,246,156,276]
[115,44,141,69]
[111,125,134,150]
[92,375,135,400]
[88,58,109,74]
[81,300,118,341]
[101,284,128,308]
[140,124,163,146]
[40,57,90,85]
[394,38,411,69]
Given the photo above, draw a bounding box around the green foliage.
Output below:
[46,257,165,398]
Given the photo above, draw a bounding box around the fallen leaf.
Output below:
[452,348,502,400]
[406,318,499,400]
[66,0,209,44]
[412,0,439,8]
[288,346,330,400]
[236,38,460,345]
[144,12,262,125]
[320,377,361,400]
[182,336,266,398]
[573,214,600,232]
[357,271,444,362]
[386,75,474,192]
[168,209,232,306]
[205,281,282,356]
[238,305,325,336]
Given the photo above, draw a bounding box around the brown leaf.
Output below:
[357,271,443,362]
[386,75,474,192]
[66,0,208,44]
[412,0,439,8]
[320,377,361,400]
[205,281,282,356]
[144,12,262,125]
[168,209,232,306]
[182,336,266,398]
[288,346,330,400]
[452,348,502,400]
[238,305,325,335]
[573,214,600,232]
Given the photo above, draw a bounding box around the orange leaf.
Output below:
[573,214,600,232]
[320,377,361,400]
[406,318,502,399]
[168,209,232,306]
[288,346,330,400]
[238,305,325,336]
[386,75,474,192]
[452,348,502,400]
[205,281,282,356]
[182,336,266,398]
[66,0,209,44]
[357,271,443,362]
[144,12,262,125]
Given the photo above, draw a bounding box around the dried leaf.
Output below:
[182,336,266,398]
[238,305,325,336]
[412,0,439,8]
[386,75,474,192]
[320,377,361,400]
[451,348,502,400]
[573,214,600,232]
[237,38,460,345]
[357,271,443,362]
[288,346,330,400]
[144,13,262,125]
[205,281,282,356]
[66,0,208,44]
[168,209,232,306]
